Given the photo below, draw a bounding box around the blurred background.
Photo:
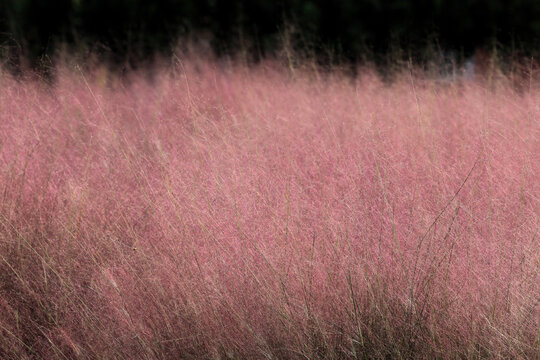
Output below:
[1,0,539,70]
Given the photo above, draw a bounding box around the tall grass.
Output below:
[0,57,538,359]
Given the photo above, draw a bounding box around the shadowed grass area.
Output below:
[0,57,538,359]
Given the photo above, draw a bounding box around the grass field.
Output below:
[0,58,538,359]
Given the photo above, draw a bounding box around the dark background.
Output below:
[1,0,539,68]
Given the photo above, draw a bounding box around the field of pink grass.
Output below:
[0,58,538,359]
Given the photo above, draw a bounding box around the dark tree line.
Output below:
[1,0,539,67]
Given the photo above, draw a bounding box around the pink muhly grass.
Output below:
[0,58,538,359]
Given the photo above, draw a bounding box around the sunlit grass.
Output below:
[0,58,538,359]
